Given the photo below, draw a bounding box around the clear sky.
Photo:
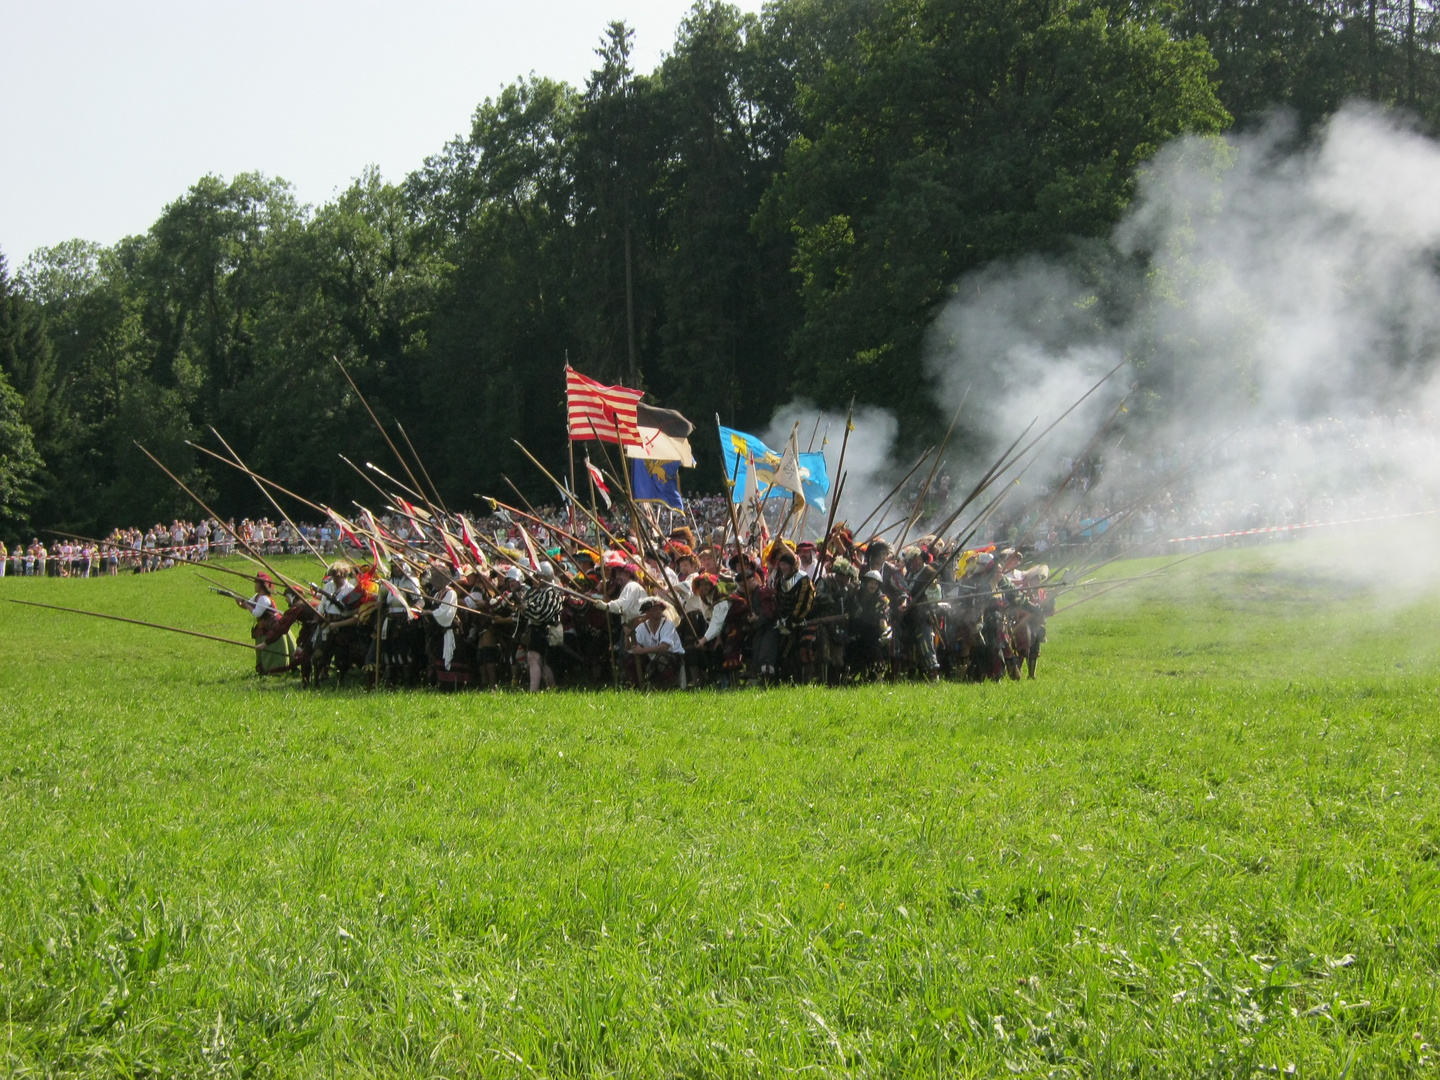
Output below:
[0,0,763,264]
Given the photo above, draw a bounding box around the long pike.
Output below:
[8,599,256,650]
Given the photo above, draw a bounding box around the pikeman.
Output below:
[846,570,891,680]
[428,564,471,689]
[277,585,321,686]
[313,559,361,684]
[379,558,423,686]
[900,545,942,681]
[812,556,857,683]
[520,563,565,692]
[630,597,686,689]
[594,561,650,631]
[1007,565,1053,680]
[236,571,294,675]
[796,540,821,581]
[772,547,817,682]
[969,553,1016,682]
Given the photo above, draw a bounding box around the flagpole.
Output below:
[823,397,855,546]
[582,454,620,690]
[568,438,579,538]
[897,387,968,551]
[715,414,756,613]
[511,441,623,547]
[565,362,580,539]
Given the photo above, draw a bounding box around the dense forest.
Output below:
[2,0,1438,541]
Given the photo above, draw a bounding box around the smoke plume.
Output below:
[922,104,1440,551]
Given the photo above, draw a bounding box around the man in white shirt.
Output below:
[597,562,649,625]
[630,598,686,688]
[797,540,822,581]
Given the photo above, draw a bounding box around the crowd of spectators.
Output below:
[5,411,1431,579]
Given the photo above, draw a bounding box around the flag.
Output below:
[770,429,806,503]
[394,497,429,542]
[459,515,488,568]
[628,403,696,466]
[718,426,831,512]
[357,509,391,575]
[517,526,543,571]
[801,449,831,512]
[736,448,760,538]
[584,454,612,509]
[326,507,363,549]
[566,366,644,446]
[381,580,418,620]
[631,458,684,509]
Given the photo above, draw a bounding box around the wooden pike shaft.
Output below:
[363,460,431,510]
[947,444,1048,552]
[44,529,272,586]
[188,441,332,519]
[851,445,935,539]
[332,356,439,522]
[206,427,329,569]
[481,495,592,553]
[396,421,449,515]
[1006,359,1128,476]
[8,599,257,650]
[1052,548,1214,616]
[1014,393,1130,551]
[943,420,1036,534]
[898,387,968,550]
[134,443,302,592]
[512,440,621,546]
[822,398,855,545]
[341,454,405,509]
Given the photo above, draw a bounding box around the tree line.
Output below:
[2,0,1438,541]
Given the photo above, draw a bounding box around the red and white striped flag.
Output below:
[566,366,643,446]
[459,515,489,568]
[584,453,612,509]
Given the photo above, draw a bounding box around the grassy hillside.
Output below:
[2,532,1438,1077]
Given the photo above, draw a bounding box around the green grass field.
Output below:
[3,531,1439,1078]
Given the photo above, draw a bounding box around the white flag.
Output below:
[770,429,807,504]
[737,448,761,537]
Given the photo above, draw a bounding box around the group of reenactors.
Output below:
[230,524,1056,690]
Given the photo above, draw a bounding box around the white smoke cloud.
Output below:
[762,401,899,536]
[922,104,1440,558]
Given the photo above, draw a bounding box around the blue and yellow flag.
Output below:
[718,426,830,512]
[631,458,684,509]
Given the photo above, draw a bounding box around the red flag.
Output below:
[326,508,363,550]
[566,366,643,446]
[393,497,429,542]
[584,453,612,509]
[517,526,543,572]
[459,515,489,568]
